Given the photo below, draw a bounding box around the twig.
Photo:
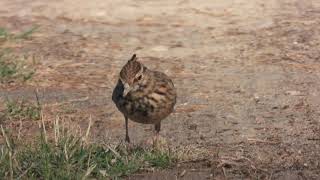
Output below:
[105,144,121,158]
[54,116,60,146]
[41,112,47,143]
[82,164,96,180]
[217,159,241,168]
[247,138,279,144]
[1,125,13,180]
[1,125,11,150]
[34,89,41,110]
[179,169,186,177]
[17,163,35,180]
[268,171,273,180]
[83,115,92,144]
[49,97,89,107]
[178,158,208,164]
[222,167,227,178]
[17,119,23,140]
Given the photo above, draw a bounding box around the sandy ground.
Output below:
[1,0,320,179]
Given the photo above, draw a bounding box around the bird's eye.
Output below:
[133,75,142,83]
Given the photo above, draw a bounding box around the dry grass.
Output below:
[0,114,177,179]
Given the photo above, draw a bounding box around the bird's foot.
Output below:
[125,135,130,143]
[122,137,135,151]
[145,134,167,150]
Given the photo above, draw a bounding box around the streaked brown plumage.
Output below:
[112,54,177,142]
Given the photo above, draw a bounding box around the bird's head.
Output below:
[119,54,146,96]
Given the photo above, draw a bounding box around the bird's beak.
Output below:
[123,83,132,97]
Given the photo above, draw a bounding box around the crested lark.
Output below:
[112,54,177,143]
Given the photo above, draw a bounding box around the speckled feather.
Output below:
[112,55,177,125]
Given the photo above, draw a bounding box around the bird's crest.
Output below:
[120,54,143,83]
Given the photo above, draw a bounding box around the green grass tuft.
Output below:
[0,26,38,40]
[0,26,37,83]
[0,120,176,179]
[15,26,39,39]
[144,150,174,169]
[0,50,35,83]
[0,50,17,81]
[0,28,9,39]
[5,99,41,121]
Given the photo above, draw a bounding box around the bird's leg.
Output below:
[155,122,161,134]
[154,122,161,142]
[125,116,130,143]
[145,122,166,148]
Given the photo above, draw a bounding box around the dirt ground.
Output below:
[1,0,320,179]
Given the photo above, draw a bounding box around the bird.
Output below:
[112,54,177,143]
